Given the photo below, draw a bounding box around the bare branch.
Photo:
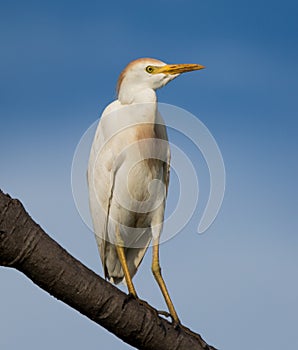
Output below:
[0,190,217,350]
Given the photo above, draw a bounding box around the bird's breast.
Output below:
[108,156,165,232]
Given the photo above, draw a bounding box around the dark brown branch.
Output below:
[0,190,217,350]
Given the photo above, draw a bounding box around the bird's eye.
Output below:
[146,66,154,74]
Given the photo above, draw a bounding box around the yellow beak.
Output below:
[155,63,205,75]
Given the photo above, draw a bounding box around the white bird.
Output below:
[88,58,204,323]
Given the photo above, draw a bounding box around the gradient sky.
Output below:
[1,1,298,349]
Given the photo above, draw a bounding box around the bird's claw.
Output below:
[157,310,181,328]
[121,292,138,309]
[137,298,155,310]
[127,292,138,299]
[157,310,171,318]
[124,296,181,328]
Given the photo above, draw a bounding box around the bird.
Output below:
[87,58,204,323]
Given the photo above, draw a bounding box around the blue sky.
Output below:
[1,1,298,349]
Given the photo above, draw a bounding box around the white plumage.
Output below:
[87,58,204,322]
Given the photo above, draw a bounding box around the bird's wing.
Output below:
[154,111,171,195]
[87,110,119,277]
[88,101,141,278]
[88,103,170,282]
[88,123,153,282]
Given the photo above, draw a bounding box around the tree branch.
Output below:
[0,190,217,350]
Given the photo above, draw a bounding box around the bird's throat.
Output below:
[118,87,157,105]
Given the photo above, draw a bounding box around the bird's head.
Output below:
[117,58,205,104]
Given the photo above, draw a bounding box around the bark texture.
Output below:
[0,190,217,350]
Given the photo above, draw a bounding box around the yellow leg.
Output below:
[115,226,137,297]
[151,238,180,323]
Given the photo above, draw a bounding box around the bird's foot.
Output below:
[135,300,166,326]
[157,310,171,318]
[137,298,156,311]
[125,294,158,316]
[127,292,138,299]
[157,310,181,328]
[121,292,138,309]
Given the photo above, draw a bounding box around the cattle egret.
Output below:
[88,58,204,323]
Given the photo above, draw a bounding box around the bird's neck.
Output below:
[118,86,157,105]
